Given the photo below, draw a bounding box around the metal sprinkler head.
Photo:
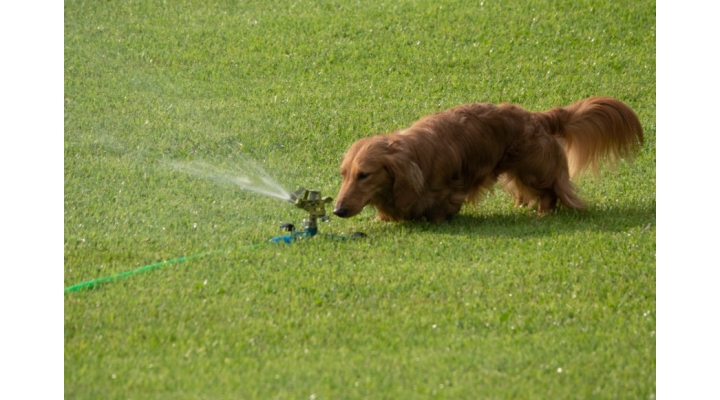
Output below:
[269,187,365,243]
[288,188,333,235]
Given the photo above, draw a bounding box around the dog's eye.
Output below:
[356,172,370,180]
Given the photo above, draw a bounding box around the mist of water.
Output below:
[165,158,292,201]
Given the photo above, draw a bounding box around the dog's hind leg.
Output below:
[537,191,558,214]
[501,167,584,214]
[533,165,585,214]
[552,170,585,211]
[506,133,586,214]
[499,173,539,208]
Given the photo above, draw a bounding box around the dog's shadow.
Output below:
[372,201,655,239]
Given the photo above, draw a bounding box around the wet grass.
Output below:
[65,0,655,398]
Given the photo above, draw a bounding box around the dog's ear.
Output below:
[386,147,424,209]
[402,161,424,194]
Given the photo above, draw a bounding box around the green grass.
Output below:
[64,0,655,398]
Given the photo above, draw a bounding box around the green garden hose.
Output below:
[63,250,223,294]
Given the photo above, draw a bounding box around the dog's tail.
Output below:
[539,97,644,178]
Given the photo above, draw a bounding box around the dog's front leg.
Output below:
[425,202,463,223]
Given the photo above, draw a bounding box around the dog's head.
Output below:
[333,135,423,219]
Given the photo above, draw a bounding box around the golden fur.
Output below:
[333,96,644,223]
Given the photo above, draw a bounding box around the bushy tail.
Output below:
[540,97,644,178]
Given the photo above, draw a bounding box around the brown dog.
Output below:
[333,97,643,223]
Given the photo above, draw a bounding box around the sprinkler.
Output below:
[269,188,332,243]
[269,188,365,243]
[288,187,333,236]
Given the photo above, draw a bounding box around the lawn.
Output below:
[64,0,655,398]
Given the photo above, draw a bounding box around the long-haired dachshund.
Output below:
[333,96,643,223]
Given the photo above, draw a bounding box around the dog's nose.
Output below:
[333,207,349,218]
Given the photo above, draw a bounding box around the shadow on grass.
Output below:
[381,201,655,239]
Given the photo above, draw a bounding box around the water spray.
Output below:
[64,161,366,294]
[165,160,365,242]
